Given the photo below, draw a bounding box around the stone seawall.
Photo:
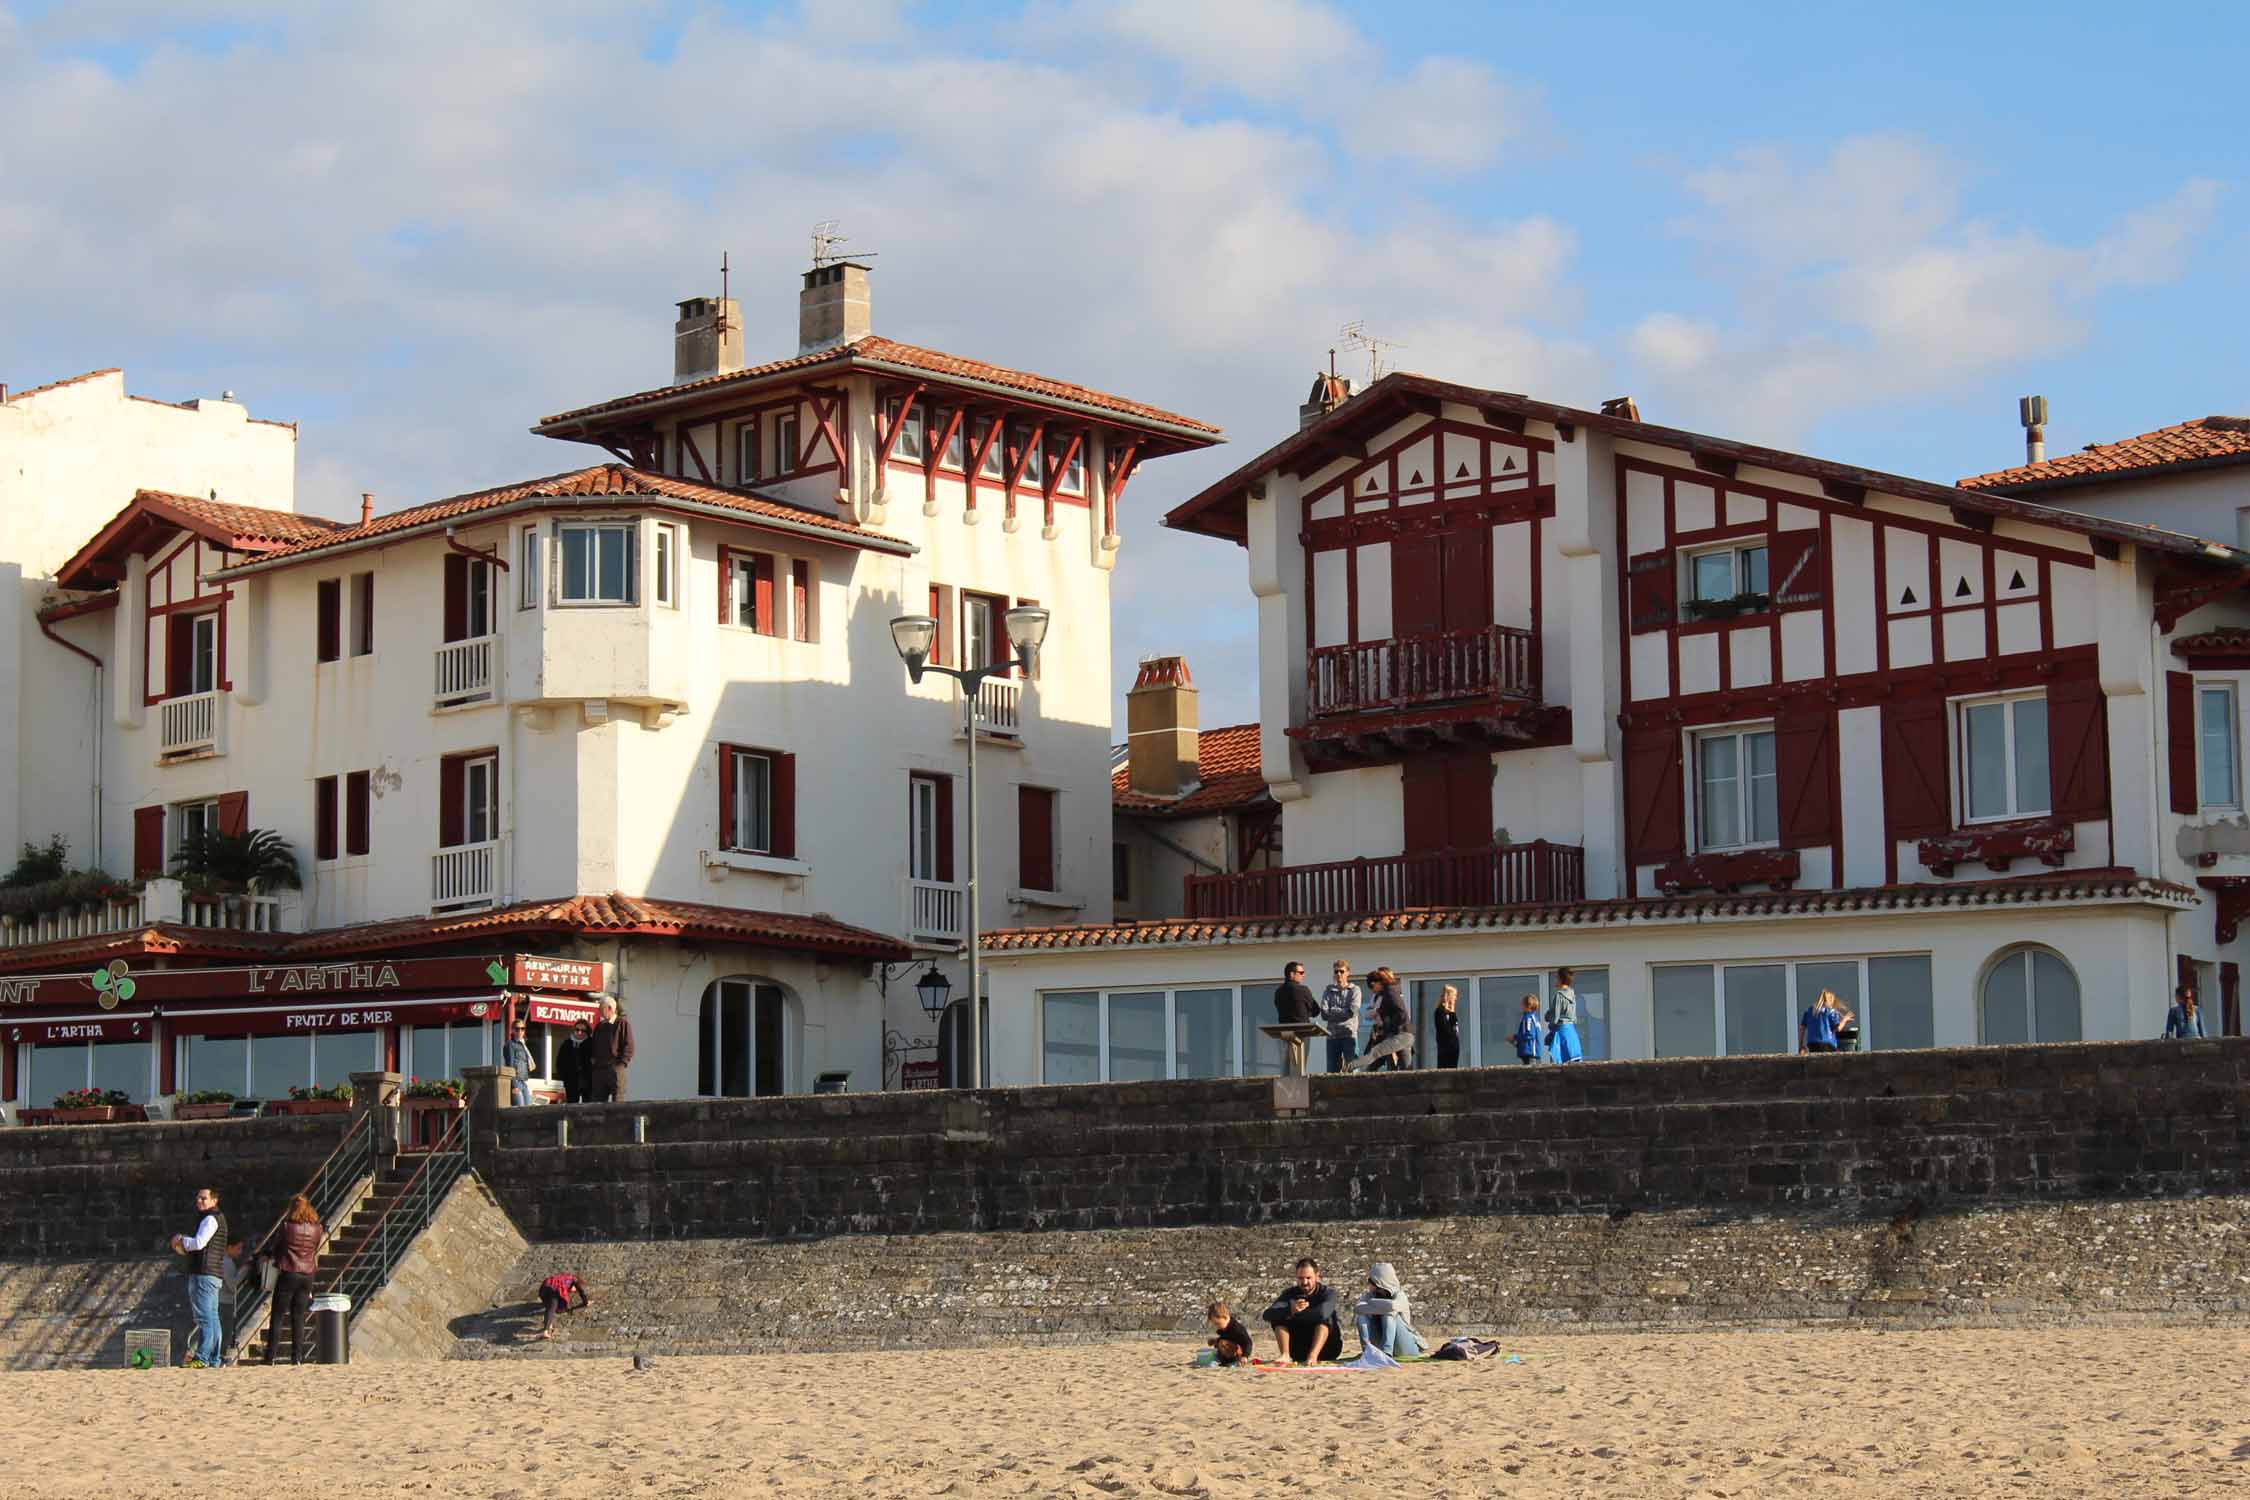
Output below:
[482,1040,2249,1241]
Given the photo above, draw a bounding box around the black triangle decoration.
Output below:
[1409,469,1424,486]
[1954,577,1972,598]
[1455,463,1470,479]
[1502,454,1518,470]
[1900,586,1918,606]
[1363,474,1380,493]
[2009,569,2027,591]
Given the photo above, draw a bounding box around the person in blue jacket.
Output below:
[1512,994,1543,1065]
[1800,989,1854,1053]
[2163,985,2205,1039]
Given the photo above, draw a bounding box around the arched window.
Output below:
[1980,946,2082,1045]
[697,978,791,1097]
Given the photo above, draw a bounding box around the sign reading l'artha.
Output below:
[0,953,609,1011]
[511,956,608,992]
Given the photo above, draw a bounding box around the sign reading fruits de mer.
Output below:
[512,956,607,992]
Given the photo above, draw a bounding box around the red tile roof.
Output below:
[0,924,285,976]
[212,464,912,576]
[143,490,345,548]
[1112,723,1271,817]
[282,893,911,962]
[982,871,2194,952]
[535,335,1221,439]
[2171,628,2250,664]
[1960,417,2250,493]
[1,368,122,402]
[55,489,344,589]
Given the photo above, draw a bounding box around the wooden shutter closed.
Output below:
[354,572,375,654]
[935,774,955,882]
[1628,549,1676,633]
[1018,786,1055,892]
[345,770,371,857]
[716,548,734,624]
[216,790,249,838]
[438,756,466,848]
[1391,533,1445,639]
[133,805,166,879]
[1401,757,1449,855]
[770,752,797,858]
[2167,670,2198,815]
[442,554,468,644]
[1623,728,1686,863]
[315,777,339,862]
[791,560,811,642]
[1881,697,1952,838]
[754,556,776,636]
[1775,709,1836,847]
[717,744,737,850]
[317,579,342,662]
[1770,530,1826,611]
[2048,674,2110,820]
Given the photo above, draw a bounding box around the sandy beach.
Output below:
[14,1327,2245,1498]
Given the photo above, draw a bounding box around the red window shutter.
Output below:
[791,560,811,642]
[717,548,734,624]
[928,585,948,665]
[317,579,342,662]
[1623,728,1686,863]
[1390,534,1445,639]
[2047,674,2110,820]
[216,790,249,838]
[936,775,955,882]
[1881,698,1952,838]
[166,613,193,696]
[438,756,466,849]
[441,554,468,644]
[345,770,371,857]
[1627,549,1676,633]
[717,744,737,849]
[1770,530,1826,611]
[1775,709,1836,848]
[771,752,797,859]
[315,776,338,862]
[2167,670,2198,815]
[754,556,776,636]
[133,805,166,879]
[2223,961,2241,1038]
[354,573,375,654]
[1018,786,1055,892]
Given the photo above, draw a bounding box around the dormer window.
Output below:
[772,412,800,477]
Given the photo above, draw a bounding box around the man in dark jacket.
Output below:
[1272,962,1319,1025]
[169,1185,227,1368]
[1262,1256,1343,1364]
[588,995,634,1102]
[556,1019,594,1103]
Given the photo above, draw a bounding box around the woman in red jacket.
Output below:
[264,1194,324,1365]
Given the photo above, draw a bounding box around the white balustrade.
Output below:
[975,679,1021,736]
[434,635,499,706]
[431,841,500,911]
[909,878,965,944]
[159,690,221,757]
[0,877,296,949]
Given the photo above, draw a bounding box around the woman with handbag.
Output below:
[263,1194,323,1365]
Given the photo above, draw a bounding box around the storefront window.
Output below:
[1107,992,1167,1082]
[1476,974,1544,1065]
[1173,988,1235,1079]
[1238,988,1285,1078]
[410,1021,485,1081]
[28,1040,147,1105]
[186,1035,245,1095]
[251,1035,304,1099]
[314,1030,383,1089]
[1040,991,1100,1084]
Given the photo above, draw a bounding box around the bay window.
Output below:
[558,521,637,605]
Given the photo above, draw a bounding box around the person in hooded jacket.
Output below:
[1353,1262,1425,1358]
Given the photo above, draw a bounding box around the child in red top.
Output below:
[538,1273,589,1340]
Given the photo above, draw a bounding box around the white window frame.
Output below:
[1054,437,1085,495]
[1955,689,2050,825]
[463,557,494,639]
[653,523,679,609]
[962,592,999,671]
[555,520,639,607]
[1691,723,1778,852]
[462,754,500,845]
[885,397,924,464]
[519,525,541,610]
[772,412,800,476]
[975,418,1004,479]
[1013,425,1044,489]
[736,423,760,482]
[731,748,774,855]
[173,797,219,857]
[939,409,967,471]
[701,978,792,1099]
[188,612,220,694]
[2196,680,2240,813]
[1684,539,1769,605]
[909,774,944,883]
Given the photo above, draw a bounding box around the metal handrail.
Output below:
[325,1110,470,1318]
[228,1109,375,1359]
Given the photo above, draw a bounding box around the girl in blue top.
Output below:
[2162,986,2205,1039]
[1799,989,1854,1053]
[1512,995,1543,1064]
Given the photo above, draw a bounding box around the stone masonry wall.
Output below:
[482,1040,2249,1241]
[350,1173,527,1361]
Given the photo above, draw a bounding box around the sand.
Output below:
[13,1328,2246,1498]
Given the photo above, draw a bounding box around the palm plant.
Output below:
[170,827,303,894]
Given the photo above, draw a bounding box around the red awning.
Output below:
[161,994,506,1037]
[5,1012,154,1045]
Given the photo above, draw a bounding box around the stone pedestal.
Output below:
[349,1071,402,1158]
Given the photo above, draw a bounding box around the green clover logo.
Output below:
[90,959,135,1010]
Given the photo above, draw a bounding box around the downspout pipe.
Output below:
[37,614,104,866]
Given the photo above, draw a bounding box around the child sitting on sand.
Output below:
[1205,1299,1253,1364]
[538,1272,590,1340]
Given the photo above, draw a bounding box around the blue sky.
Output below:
[4,0,2243,730]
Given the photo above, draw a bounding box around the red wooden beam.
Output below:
[876,381,927,471]
[1949,505,1995,533]
[1002,417,1046,527]
[925,406,964,512]
[964,413,1003,518]
[1691,449,1738,480]
[678,426,713,484]
[1820,478,1866,504]
[1104,438,1142,538]
[1041,430,1083,530]
[1478,407,1526,434]
[807,389,847,474]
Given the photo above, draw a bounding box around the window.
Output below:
[772,412,800,476]
[1653,955,1933,1057]
[345,769,371,857]
[443,554,493,642]
[940,410,966,470]
[1959,691,2049,822]
[316,579,341,662]
[2199,682,2239,810]
[28,1039,148,1107]
[186,612,218,692]
[884,397,925,463]
[1040,991,1100,1085]
[736,424,760,482]
[350,573,375,656]
[1012,425,1044,489]
[962,592,1002,670]
[172,798,219,858]
[409,1021,487,1080]
[1018,785,1057,892]
[790,559,812,642]
[1980,946,2081,1045]
[440,752,499,848]
[719,744,795,858]
[519,526,541,609]
[1695,726,1777,850]
[909,773,950,883]
[558,521,637,605]
[975,418,1004,479]
[698,978,789,1097]
[654,525,678,608]
[1688,541,1768,605]
[1053,436,1085,495]
[314,776,339,862]
[1112,841,1131,902]
[728,551,778,634]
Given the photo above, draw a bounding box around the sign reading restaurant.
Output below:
[0,954,605,1010]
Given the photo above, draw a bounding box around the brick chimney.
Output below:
[1126,656,1200,797]
[1299,371,1352,430]
[799,262,872,353]
[675,295,744,384]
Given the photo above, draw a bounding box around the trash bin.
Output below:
[311,1293,351,1365]
[813,1070,851,1095]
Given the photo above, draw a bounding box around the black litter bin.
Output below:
[311,1293,351,1364]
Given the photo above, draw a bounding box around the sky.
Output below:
[3,0,2244,733]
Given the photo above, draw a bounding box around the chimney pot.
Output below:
[675,295,745,385]
[2019,394,2048,466]
[1299,371,1353,430]
[359,492,373,525]
[800,262,873,353]
[1125,656,1200,798]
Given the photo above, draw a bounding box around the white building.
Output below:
[982,375,2250,1085]
[1110,656,1276,922]
[0,261,1218,1114]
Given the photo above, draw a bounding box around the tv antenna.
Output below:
[811,220,878,269]
[715,251,736,337]
[1338,321,1402,384]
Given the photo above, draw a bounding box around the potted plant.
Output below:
[174,1089,238,1121]
[277,1082,354,1116]
[1682,590,1772,622]
[170,827,303,904]
[402,1076,466,1149]
[50,1086,131,1124]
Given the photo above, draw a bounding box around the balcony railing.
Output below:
[1307,625,1539,718]
[0,877,295,950]
[909,878,965,945]
[159,690,222,758]
[1182,840,1584,920]
[975,679,1021,737]
[431,840,500,912]
[434,635,499,707]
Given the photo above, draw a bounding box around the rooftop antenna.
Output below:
[715,251,736,339]
[1338,321,1402,384]
[811,220,879,269]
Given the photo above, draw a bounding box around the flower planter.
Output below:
[174,1103,236,1121]
[402,1097,466,1150]
[47,1107,120,1124]
[274,1099,352,1117]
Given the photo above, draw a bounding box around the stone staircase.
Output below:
[241,1157,418,1364]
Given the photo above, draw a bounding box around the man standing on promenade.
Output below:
[168,1185,227,1368]
[588,995,634,1102]
[1320,961,1363,1072]
[1262,1256,1342,1364]
[1272,962,1319,1025]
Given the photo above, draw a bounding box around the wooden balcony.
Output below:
[1182,840,1584,920]
[1295,626,1557,767]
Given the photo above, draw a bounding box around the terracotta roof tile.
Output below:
[536,335,1220,438]
[0,924,285,976]
[1960,417,2250,492]
[216,464,911,574]
[1112,723,1271,816]
[983,872,2195,952]
[281,892,911,962]
[1,368,121,402]
[139,490,346,548]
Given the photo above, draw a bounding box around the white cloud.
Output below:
[1074,0,1360,101]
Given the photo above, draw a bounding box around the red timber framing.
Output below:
[872,376,1108,523]
[875,382,927,471]
[1103,439,1141,539]
[1001,417,1047,529]
[141,529,235,705]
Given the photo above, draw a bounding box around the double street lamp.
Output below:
[890,604,1050,1090]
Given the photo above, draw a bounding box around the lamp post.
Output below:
[890,605,1050,1090]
